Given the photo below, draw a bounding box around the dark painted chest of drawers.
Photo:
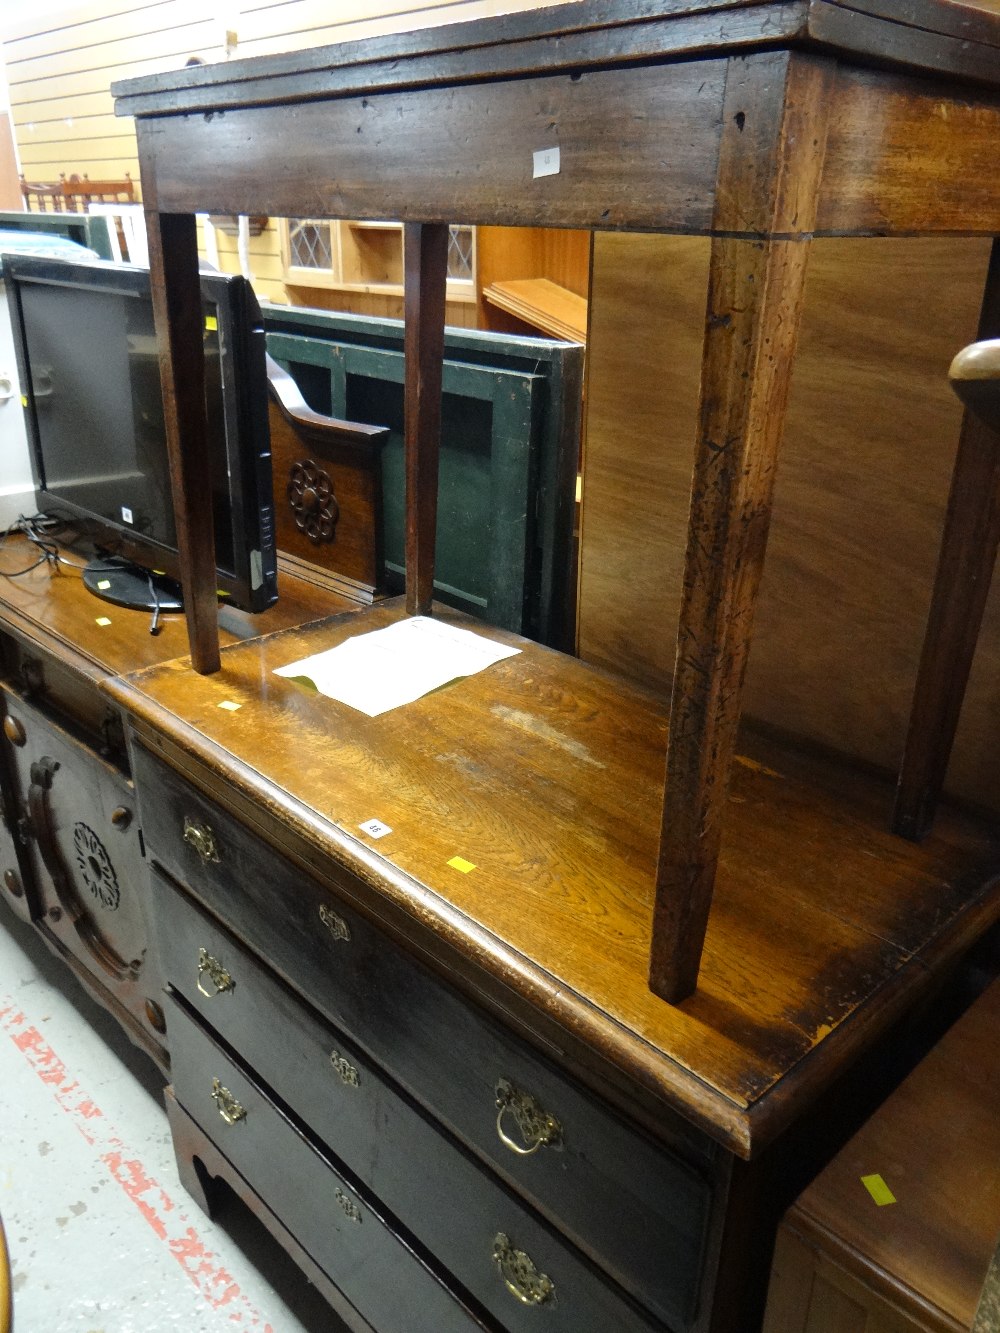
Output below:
[134,738,721,1332]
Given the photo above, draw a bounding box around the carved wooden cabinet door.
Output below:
[0,683,165,1049]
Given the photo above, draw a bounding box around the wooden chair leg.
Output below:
[892,239,1000,841]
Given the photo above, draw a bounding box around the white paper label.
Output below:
[533,147,560,179]
[359,818,392,839]
[121,506,133,525]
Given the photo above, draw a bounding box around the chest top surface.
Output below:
[106,603,1000,1157]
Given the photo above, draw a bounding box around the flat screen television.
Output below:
[2,253,277,614]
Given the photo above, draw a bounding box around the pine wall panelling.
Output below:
[3,0,559,303]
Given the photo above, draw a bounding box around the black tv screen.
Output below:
[2,254,277,614]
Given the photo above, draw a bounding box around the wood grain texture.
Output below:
[403,223,449,616]
[103,600,1000,1157]
[768,979,1000,1332]
[111,0,1000,124]
[111,4,810,116]
[481,279,588,343]
[816,65,1000,237]
[825,0,1000,48]
[893,240,1000,840]
[123,59,725,233]
[579,233,1000,811]
[651,50,831,1001]
[0,533,360,682]
[765,1228,941,1332]
[266,362,388,592]
[140,200,220,674]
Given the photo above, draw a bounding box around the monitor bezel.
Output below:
[2,253,277,614]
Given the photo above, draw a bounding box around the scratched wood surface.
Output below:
[105,600,1000,1156]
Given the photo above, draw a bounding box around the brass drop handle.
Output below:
[211,1077,246,1126]
[197,947,235,998]
[495,1078,562,1156]
[183,815,220,864]
[492,1233,554,1305]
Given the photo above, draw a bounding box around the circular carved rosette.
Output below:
[73,822,121,912]
[288,460,339,544]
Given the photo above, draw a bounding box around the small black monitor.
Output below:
[2,254,277,614]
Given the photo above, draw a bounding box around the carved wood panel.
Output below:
[0,684,164,1043]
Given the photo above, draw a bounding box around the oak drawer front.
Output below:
[135,742,712,1329]
[153,870,665,1333]
[164,991,488,1333]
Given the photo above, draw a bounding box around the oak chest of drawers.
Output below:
[105,600,1000,1333]
[135,737,719,1331]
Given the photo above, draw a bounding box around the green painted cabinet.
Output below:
[263,306,583,651]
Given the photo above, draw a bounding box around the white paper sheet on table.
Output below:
[273,615,521,716]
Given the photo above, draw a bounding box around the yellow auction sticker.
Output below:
[861,1173,896,1206]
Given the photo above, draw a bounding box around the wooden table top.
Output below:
[113,0,1000,116]
[106,601,1000,1157]
[0,534,360,683]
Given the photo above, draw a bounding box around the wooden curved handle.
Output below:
[265,354,390,451]
[948,338,1000,431]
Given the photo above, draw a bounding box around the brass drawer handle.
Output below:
[318,903,351,943]
[329,1050,360,1087]
[183,816,220,864]
[197,947,235,998]
[210,1077,246,1126]
[495,1078,562,1156]
[335,1187,363,1224]
[492,1233,554,1305]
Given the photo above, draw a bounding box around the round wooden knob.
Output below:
[3,869,23,898]
[3,716,26,747]
[145,999,166,1033]
[110,806,132,830]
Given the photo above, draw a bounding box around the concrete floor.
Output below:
[0,906,348,1333]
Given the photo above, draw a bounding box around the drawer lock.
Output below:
[495,1078,562,1156]
[210,1078,246,1126]
[492,1233,554,1305]
[197,947,235,998]
[183,816,220,864]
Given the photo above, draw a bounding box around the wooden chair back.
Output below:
[59,172,136,212]
[19,176,66,211]
[20,172,136,214]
